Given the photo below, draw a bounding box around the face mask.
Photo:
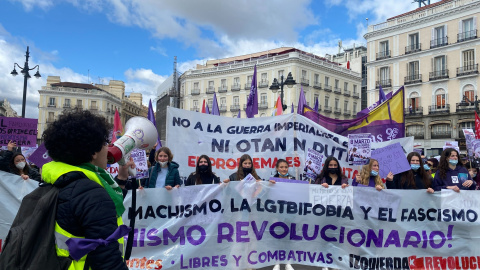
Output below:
[159,161,168,167]
[279,172,289,177]
[371,170,378,177]
[411,164,420,171]
[243,167,252,175]
[199,165,208,173]
[423,164,431,171]
[327,168,339,174]
[15,162,26,170]
[473,173,477,178]
[449,159,458,166]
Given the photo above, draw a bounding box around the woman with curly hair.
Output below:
[0,140,41,181]
[433,148,475,192]
[41,109,132,270]
[314,156,349,188]
[385,152,434,193]
[352,158,385,191]
[185,155,220,186]
[224,154,261,182]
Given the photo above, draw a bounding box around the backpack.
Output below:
[0,182,72,270]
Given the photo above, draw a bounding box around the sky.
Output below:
[0,0,431,118]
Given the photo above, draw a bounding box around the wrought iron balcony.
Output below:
[89,106,98,111]
[431,131,451,139]
[206,87,215,94]
[405,43,421,54]
[406,131,425,139]
[333,87,342,94]
[343,89,351,97]
[300,78,309,86]
[334,107,341,114]
[218,86,228,93]
[376,50,391,60]
[259,80,269,88]
[456,102,476,112]
[324,106,332,113]
[428,104,450,115]
[404,74,422,85]
[191,88,200,95]
[376,79,392,88]
[48,103,56,107]
[343,109,351,116]
[244,83,252,90]
[219,105,227,112]
[231,84,241,91]
[313,82,321,89]
[404,106,423,116]
[75,105,83,110]
[457,64,479,77]
[429,70,449,81]
[324,85,332,92]
[259,102,268,109]
[430,36,448,49]
[63,104,71,108]
[353,92,360,99]
[457,30,477,43]
[230,104,240,112]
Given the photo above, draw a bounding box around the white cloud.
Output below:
[124,68,168,109]
[149,46,168,57]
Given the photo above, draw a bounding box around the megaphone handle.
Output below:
[118,155,137,178]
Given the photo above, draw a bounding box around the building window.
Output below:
[409,92,421,109]
[48,112,55,122]
[460,18,475,41]
[220,97,226,105]
[261,73,267,80]
[432,26,447,47]
[64,99,70,107]
[434,56,446,72]
[193,100,198,110]
[49,97,55,107]
[314,74,319,83]
[247,75,253,85]
[335,98,339,109]
[90,101,97,110]
[325,77,330,86]
[464,84,475,103]
[325,96,329,107]
[260,94,267,104]
[234,77,240,85]
[208,99,213,109]
[233,96,239,105]
[335,79,339,88]
[431,124,451,139]
[278,70,284,78]
[408,33,420,51]
[221,79,227,87]
[353,85,357,94]
[463,50,475,70]
[379,41,389,57]
[460,121,475,130]
[353,102,357,114]
[344,82,348,90]
[406,125,425,138]
[314,94,319,103]
[302,70,307,79]
[344,100,348,109]
[193,82,199,90]
[435,89,446,109]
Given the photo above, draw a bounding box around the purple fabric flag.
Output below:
[297,85,307,115]
[246,65,258,118]
[211,92,220,116]
[147,99,162,149]
[313,97,319,112]
[205,104,210,114]
[291,103,294,113]
[356,85,389,118]
[379,85,387,103]
[237,110,241,118]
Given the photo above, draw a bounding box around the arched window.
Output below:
[463,84,475,103]
[409,92,420,110]
[435,89,446,108]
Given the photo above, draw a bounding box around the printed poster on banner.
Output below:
[347,133,373,166]
[302,148,323,183]
[106,149,149,179]
[463,129,475,157]
[443,141,459,152]
[473,140,480,158]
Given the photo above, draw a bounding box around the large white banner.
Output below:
[166,108,413,182]
[123,183,480,269]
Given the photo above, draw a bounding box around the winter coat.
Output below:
[433,165,476,191]
[147,161,181,188]
[0,150,41,181]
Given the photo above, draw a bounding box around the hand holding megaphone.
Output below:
[107,117,158,172]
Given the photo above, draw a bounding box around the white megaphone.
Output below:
[107,116,158,165]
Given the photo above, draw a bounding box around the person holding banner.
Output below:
[314,156,348,188]
[185,155,220,185]
[385,152,434,192]
[273,159,295,180]
[146,146,181,189]
[225,154,261,182]
[433,148,476,192]
[0,140,41,182]
[352,159,385,190]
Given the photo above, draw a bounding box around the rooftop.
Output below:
[51,82,104,90]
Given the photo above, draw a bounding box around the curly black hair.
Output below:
[43,109,112,165]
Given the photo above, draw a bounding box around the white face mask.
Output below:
[16,162,26,170]
[159,161,168,167]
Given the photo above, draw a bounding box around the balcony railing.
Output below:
[404,74,422,85]
[230,105,240,112]
[430,36,448,49]
[218,86,228,93]
[456,102,476,112]
[259,102,268,109]
[431,131,452,139]
[324,85,332,92]
[63,104,71,108]
[46,118,55,123]
[259,80,269,88]
[191,88,200,95]
[206,87,215,94]
[457,30,477,43]
[90,106,98,111]
[333,87,342,94]
[334,107,341,114]
[191,107,199,112]
[301,78,309,86]
[318,104,322,112]
[429,69,449,81]
[48,103,56,107]
[457,64,479,77]
[376,79,392,88]
[343,89,351,97]
[406,131,425,139]
[324,106,332,113]
[353,92,360,99]
[219,105,227,112]
[376,50,391,60]
[245,83,252,90]
[75,105,83,110]
[343,109,351,116]
[404,106,423,116]
[428,104,450,115]
[231,84,241,91]
[313,82,322,89]
[107,108,111,113]
[405,43,421,54]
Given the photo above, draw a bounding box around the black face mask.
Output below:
[199,165,208,173]
[243,167,252,175]
[327,168,339,174]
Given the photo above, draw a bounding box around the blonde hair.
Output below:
[359,159,384,187]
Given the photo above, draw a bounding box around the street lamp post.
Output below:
[10,46,41,118]
[269,72,296,111]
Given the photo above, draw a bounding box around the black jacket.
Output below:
[55,171,128,270]
[386,171,431,190]
[185,172,220,186]
[0,150,41,181]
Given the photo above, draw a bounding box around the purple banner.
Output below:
[0,117,38,146]
[28,143,52,167]
[371,142,410,178]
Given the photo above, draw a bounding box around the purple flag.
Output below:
[147,99,162,150]
[313,97,319,112]
[291,103,294,113]
[245,65,258,118]
[28,143,52,168]
[297,85,307,115]
[379,85,387,103]
[237,110,241,118]
[356,85,388,118]
[206,104,210,114]
[211,93,220,116]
